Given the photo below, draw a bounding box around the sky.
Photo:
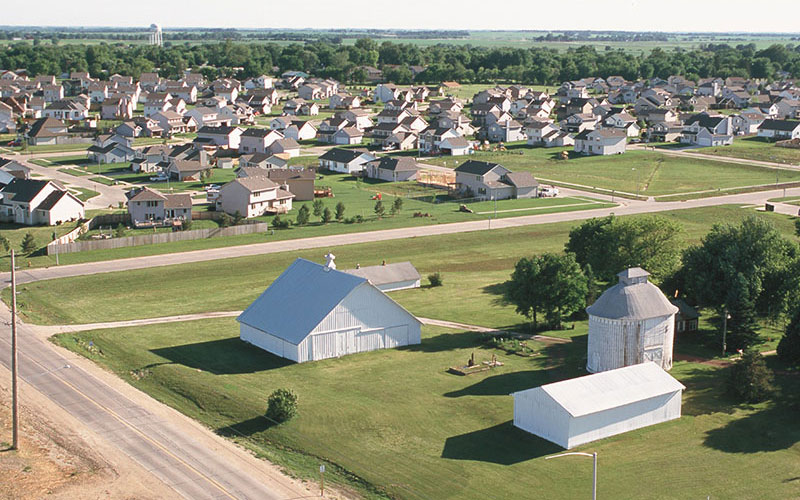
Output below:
[4,0,800,33]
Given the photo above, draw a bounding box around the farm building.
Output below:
[238,256,422,363]
[344,261,421,292]
[586,268,678,373]
[512,362,684,449]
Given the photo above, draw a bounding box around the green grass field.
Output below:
[71,187,100,201]
[424,147,800,197]
[696,136,800,165]
[50,317,800,499]
[0,220,81,257]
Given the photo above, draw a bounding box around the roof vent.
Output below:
[324,252,336,271]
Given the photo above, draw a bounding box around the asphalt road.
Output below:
[0,305,311,499]
[7,185,799,286]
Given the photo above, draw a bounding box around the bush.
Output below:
[428,272,443,287]
[296,204,310,226]
[272,214,291,229]
[322,206,332,224]
[266,388,298,423]
[182,219,193,231]
[335,201,345,222]
[727,349,774,403]
[113,223,126,238]
[20,232,37,254]
[777,306,800,366]
[219,213,233,228]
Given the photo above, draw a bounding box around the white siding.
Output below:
[239,323,299,362]
[566,391,682,448]
[513,389,572,448]
[586,314,674,373]
[376,279,421,292]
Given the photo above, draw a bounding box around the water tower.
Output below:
[149,24,163,47]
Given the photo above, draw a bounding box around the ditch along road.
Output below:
[5,185,800,286]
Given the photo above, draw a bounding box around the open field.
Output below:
[424,147,800,197]
[10,205,797,330]
[696,136,800,165]
[50,317,800,499]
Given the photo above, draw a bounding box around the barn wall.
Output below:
[587,314,675,373]
[239,323,299,362]
[311,284,420,337]
[376,279,421,292]
[566,391,682,449]
[513,389,572,449]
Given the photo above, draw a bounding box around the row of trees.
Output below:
[2,38,800,83]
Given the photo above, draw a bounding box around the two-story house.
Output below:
[216,177,294,217]
[574,129,628,155]
[126,187,192,227]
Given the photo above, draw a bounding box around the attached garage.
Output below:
[512,362,684,449]
[238,257,422,363]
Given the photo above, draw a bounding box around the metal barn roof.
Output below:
[344,261,421,286]
[515,362,684,418]
[237,258,367,345]
[586,268,678,320]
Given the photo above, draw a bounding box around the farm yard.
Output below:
[30,203,800,500]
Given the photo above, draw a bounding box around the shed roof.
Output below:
[237,258,368,344]
[513,362,685,418]
[344,261,420,286]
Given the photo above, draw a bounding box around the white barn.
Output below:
[344,261,421,292]
[238,256,422,363]
[512,362,684,449]
[586,268,678,373]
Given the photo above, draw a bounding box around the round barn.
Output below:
[586,268,678,373]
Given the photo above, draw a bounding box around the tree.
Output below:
[727,349,773,403]
[777,304,800,366]
[374,200,385,218]
[265,388,298,423]
[0,234,9,253]
[679,216,799,349]
[20,232,37,254]
[565,215,683,283]
[504,256,544,329]
[312,199,324,218]
[219,213,233,228]
[335,201,346,222]
[795,218,800,238]
[296,204,310,225]
[428,272,443,287]
[391,197,403,216]
[322,207,332,224]
[113,223,126,238]
[232,210,243,226]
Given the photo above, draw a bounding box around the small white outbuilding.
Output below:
[586,268,679,373]
[512,362,684,449]
[238,256,422,363]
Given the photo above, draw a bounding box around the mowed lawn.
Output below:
[696,136,800,165]
[11,205,798,330]
[52,318,800,500]
[424,148,800,197]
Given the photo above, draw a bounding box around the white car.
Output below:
[205,184,220,191]
[539,186,559,198]
[149,174,169,182]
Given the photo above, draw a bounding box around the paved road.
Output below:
[20,156,129,209]
[7,185,799,286]
[0,304,311,499]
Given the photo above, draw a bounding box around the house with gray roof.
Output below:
[125,187,192,227]
[364,157,421,182]
[318,148,375,174]
[453,160,538,200]
[0,178,84,225]
[238,256,422,363]
[574,128,627,155]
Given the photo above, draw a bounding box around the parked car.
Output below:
[205,184,220,191]
[150,174,169,182]
[539,186,559,197]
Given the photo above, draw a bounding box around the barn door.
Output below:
[644,347,663,367]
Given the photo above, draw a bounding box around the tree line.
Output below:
[2,38,800,84]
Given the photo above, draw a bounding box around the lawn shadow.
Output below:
[150,337,293,375]
[402,330,484,353]
[703,403,800,453]
[677,365,738,417]
[444,369,553,398]
[441,421,561,464]
[216,415,276,438]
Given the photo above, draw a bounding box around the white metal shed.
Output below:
[512,362,684,449]
[238,257,422,363]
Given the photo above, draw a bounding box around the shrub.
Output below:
[374,200,385,218]
[335,201,345,222]
[428,272,443,287]
[322,207,332,224]
[182,219,193,231]
[312,199,324,217]
[266,388,298,423]
[219,213,233,228]
[296,204,310,226]
[727,349,774,403]
[20,232,37,254]
[0,234,9,253]
[113,223,126,238]
[272,214,291,229]
[777,306,800,366]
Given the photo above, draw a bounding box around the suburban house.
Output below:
[670,298,700,334]
[101,97,134,120]
[439,136,472,156]
[332,127,364,145]
[87,137,136,164]
[125,187,192,227]
[364,157,421,182]
[268,138,301,157]
[486,120,526,142]
[318,148,376,174]
[0,158,31,181]
[526,121,559,146]
[681,114,733,146]
[196,126,244,149]
[166,159,209,181]
[283,121,317,141]
[239,128,284,154]
[0,179,85,225]
[574,129,627,155]
[757,119,800,140]
[237,256,422,363]
[216,177,294,217]
[26,117,68,145]
[264,168,316,201]
[344,261,421,292]
[454,160,538,200]
[42,99,89,121]
[512,362,684,449]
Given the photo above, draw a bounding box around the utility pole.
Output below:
[722,308,730,357]
[10,249,19,450]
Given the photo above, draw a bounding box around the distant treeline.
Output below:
[533,31,670,42]
[1,38,799,84]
